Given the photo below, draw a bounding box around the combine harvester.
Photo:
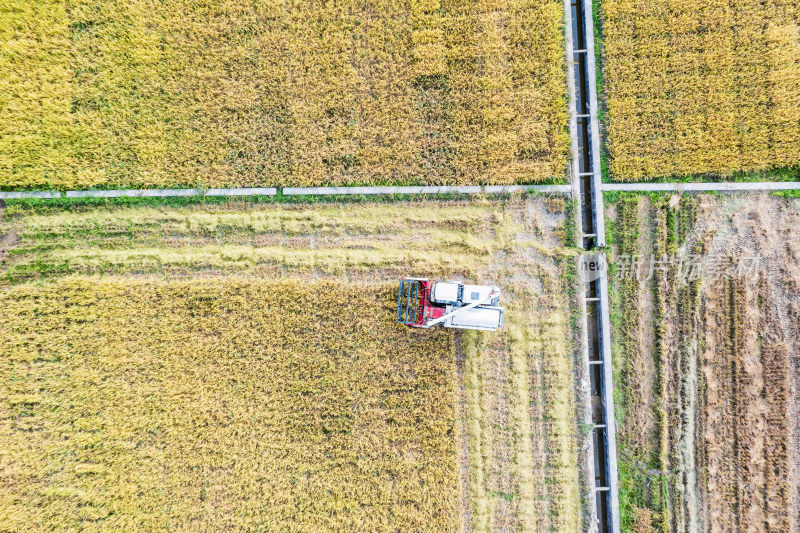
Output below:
[396,278,505,331]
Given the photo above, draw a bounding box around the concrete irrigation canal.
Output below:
[564,0,621,530]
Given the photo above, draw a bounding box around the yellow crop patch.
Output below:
[0,195,584,530]
[603,0,800,180]
[0,280,458,530]
[0,0,568,189]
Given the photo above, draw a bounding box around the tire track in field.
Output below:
[700,278,737,533]
[732,278,768,533]
[757,277,790,532]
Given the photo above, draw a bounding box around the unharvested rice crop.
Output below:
[0,280,457,530]
[0,0,568,190]
[607,192,800,532]
[602,0,800,181]
[0,196,586,531]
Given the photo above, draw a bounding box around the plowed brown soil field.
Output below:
[607,192,800,532]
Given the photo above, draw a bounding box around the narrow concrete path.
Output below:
[283,184,571,195]
[3,181,798,201]
[603,181,800,192]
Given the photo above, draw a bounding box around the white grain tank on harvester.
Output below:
[396,278,504,331]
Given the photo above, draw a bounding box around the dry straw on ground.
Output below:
[608,193,800,532]
[602,0,800,181]
[1,0,568,189]
[0,200,502,282]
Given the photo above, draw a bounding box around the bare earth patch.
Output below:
[609,192,800,532]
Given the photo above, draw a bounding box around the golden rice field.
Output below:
[0,280,458,530]
[602,0,800,181]
[0,0,568,190]
[0,196,585,531]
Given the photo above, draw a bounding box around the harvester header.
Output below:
[396,278,505,331]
